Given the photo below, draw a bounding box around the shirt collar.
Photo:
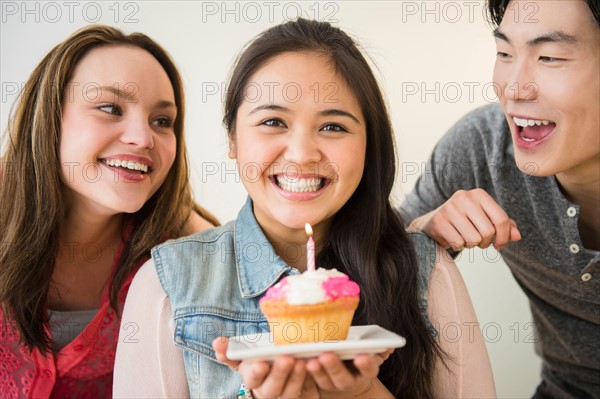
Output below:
[234,197,299,298]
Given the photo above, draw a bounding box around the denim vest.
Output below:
[153,198,438,398]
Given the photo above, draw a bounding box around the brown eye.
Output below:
[98,104,122,115]
[152,117,174,129]
[539,56,564,62]
[262,118,286,128]
[321,123,347,133]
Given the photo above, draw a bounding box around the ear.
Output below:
[228,135,237,159]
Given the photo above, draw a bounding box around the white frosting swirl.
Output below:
[285,268,345,305]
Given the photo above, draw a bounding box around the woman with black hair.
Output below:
[115,18,495,398]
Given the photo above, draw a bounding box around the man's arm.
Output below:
[400,105,520,251]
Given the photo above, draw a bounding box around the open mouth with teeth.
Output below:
[513,117,556,143]
[272,175,326,193]
[101,159,151,174]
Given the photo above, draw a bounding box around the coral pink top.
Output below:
[0,236,144,399]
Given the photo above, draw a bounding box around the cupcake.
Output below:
[259,268,360,345]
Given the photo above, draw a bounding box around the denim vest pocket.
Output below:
[171,308,269,397]
[173,307,269,360]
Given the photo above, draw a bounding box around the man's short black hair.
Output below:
[487,0,600,27]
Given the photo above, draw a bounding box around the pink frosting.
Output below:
[262,279,289,301]
[260,272,360,304]
[322,276,360,299]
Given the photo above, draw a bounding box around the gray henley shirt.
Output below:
[400,103,599,398]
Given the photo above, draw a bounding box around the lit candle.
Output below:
[305,223,316,272]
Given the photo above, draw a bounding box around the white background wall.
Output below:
[1,1,541,396]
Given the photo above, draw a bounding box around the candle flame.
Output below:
[305,223,313,237]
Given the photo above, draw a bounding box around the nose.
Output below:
[502,59,538,103]
[120,118,155,149]
[283,129,321,166]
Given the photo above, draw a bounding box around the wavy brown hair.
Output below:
[0,25,218,355]
[224,19,446,398]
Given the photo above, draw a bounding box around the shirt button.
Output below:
[74,344,83,352]
[569,244,580,254]
[566,207,577,217]
[581,273,592,282]
[43,369,53,378]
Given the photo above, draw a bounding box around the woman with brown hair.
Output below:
[0,25,216,398]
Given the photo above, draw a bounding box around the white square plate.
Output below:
[226,325,406,361]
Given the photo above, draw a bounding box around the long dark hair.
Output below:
[224,18,445,398]
[0,25,218,355]
[487,0,599,27]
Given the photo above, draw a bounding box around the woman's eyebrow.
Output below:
[92,85,137,101]
[153,100,177,109]
[249,104,290,114]
[248,104,360,124]
[320,109,360,124]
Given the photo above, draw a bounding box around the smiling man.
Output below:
[400,0,599,397]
